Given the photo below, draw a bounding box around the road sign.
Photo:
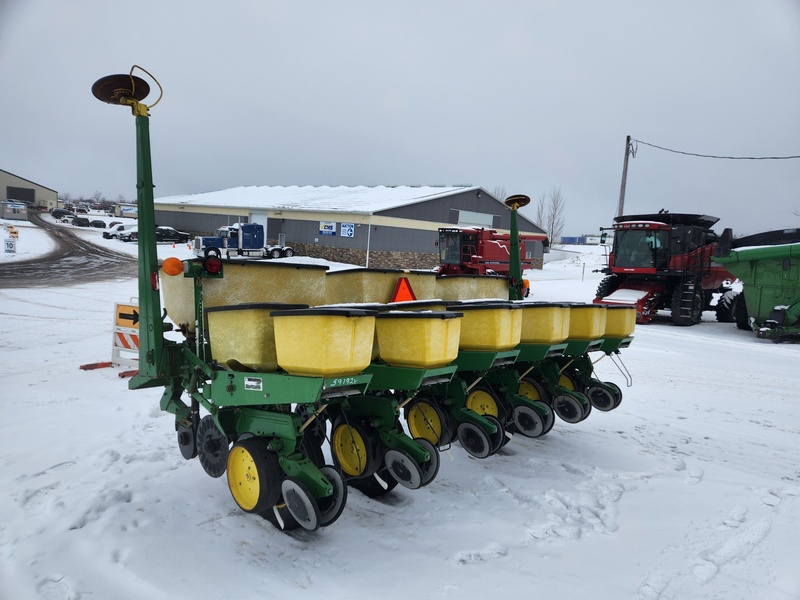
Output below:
[115,303,140,329]
[4,239,16,253]
[112,301,140,367]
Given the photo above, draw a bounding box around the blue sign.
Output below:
[320,221,336,236]
[340,223,355,238]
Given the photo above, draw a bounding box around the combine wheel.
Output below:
[512,405,548,438]
[456,422,492,459]
[552,394,584,424]
[331,418,380,478]
[348,467,399,498]
[384,448,423,490]
[177,422,198,460]
[197,415,230,478]
[226,438,282,513]
[518,377,551,407]
[406,398,452,446]
[586,385,616,411]
[281,477,321,531]
[413,438,440,487]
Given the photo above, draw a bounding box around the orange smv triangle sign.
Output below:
[391,277,417,302]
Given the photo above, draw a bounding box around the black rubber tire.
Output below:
[348,467,399,498]
[261,497,300,532]
[330,416,381,479]
[456,422,492,459]
[177,422,198,460]
[317,465,348,527]
[197,415,229,478]
[226,438,282,513]
[281,477,321,531]
[405,397,453,447]
[414,438,441,487]
[300,434,325,469]
[270,248,281,259]
[715,290,738,323]
[553,394,584,424]
[483,415,506,455]
[586,385,616,411]
[283,248,294,258]
[733,293,750,330]
[595,274,622,300]
[671,282,704,326]
[518,376,552,408]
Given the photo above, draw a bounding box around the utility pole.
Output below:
[616,135,635,218]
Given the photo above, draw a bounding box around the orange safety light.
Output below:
[161,256,184,276]
[391,277,417,302]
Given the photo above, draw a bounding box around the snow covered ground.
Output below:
[1,226,798,600]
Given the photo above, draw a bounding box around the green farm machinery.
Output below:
[92,68,635,533]
[715,228,800,341]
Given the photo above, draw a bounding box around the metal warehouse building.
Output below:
[1,168,58,211]
[154,185,548,270]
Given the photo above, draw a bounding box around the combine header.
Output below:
[594,211,735,325]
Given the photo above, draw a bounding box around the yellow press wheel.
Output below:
[406,398,449,446]
[331,419,379,478]
[226,438,282,514]
[466,387,501,418]
[518,377,551,405]
[558,373,577,391]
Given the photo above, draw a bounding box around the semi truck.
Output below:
[194,223,293,259]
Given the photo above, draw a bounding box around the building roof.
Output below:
[155,185,482,214]
[0,168,58,194]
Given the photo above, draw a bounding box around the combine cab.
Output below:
[594,212,735,325]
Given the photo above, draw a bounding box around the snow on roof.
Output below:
[155,185,480,214]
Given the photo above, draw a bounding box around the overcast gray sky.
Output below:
[2,0,798,237]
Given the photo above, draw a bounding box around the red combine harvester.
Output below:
[436,227,548,297]
[436,228,547,275]
[594,211,735,325]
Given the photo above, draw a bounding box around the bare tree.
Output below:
[547,186,566,244]
[534,187,566,246]
[492,186,507,202]
[535,192,547,228]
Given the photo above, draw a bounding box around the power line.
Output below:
[631,138,800,160]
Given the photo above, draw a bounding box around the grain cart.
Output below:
[715,228,800,341]
[595,211,735,325]
[91,68,440,532]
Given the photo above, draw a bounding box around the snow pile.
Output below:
[1,225,799,600]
